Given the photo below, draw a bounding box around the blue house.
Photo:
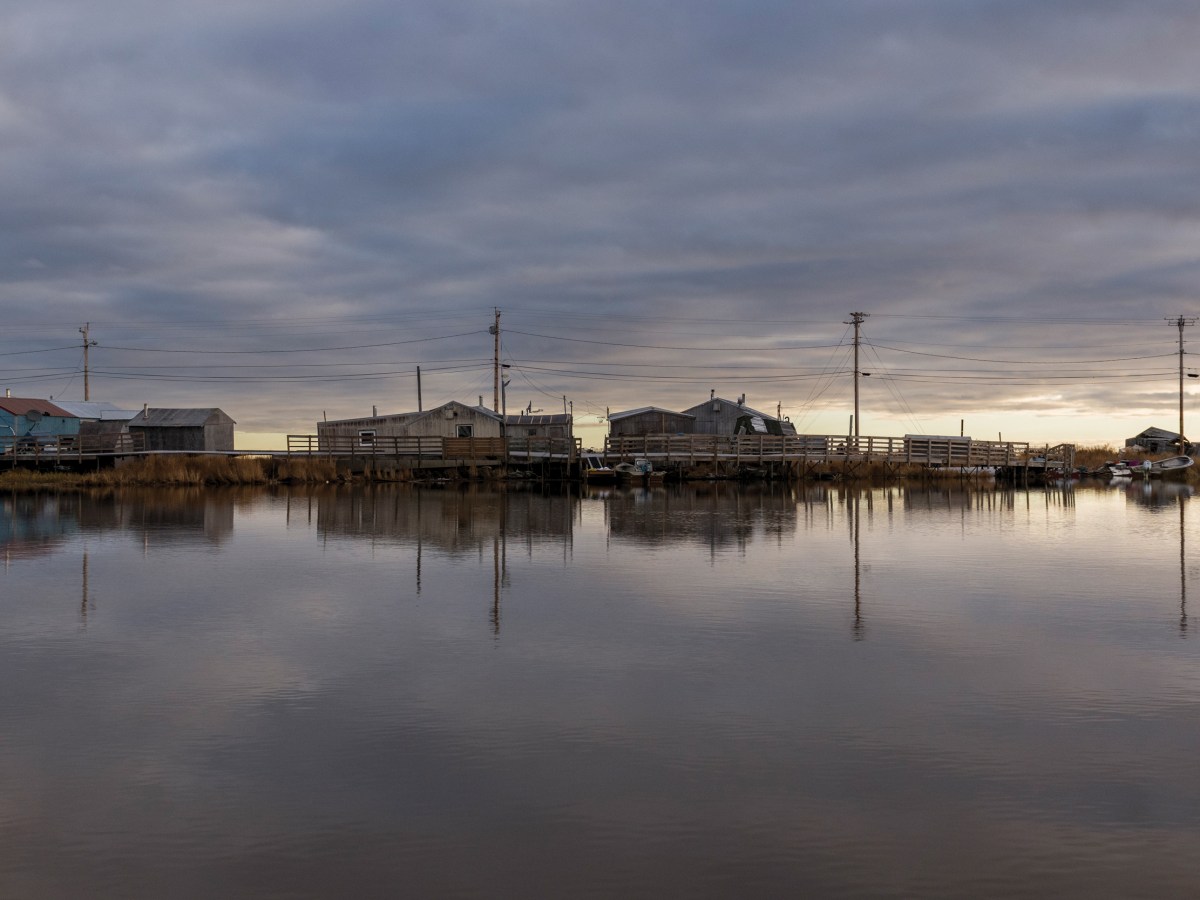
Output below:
[0,397,81,446]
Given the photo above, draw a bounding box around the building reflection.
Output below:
[603,482,807,552]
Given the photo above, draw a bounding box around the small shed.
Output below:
[607,407,695,437]
[1125,427,1193,455]
[682,393,795,436]
[127,408,236,452]
[0,398,80,444]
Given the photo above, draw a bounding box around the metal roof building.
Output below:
[126,408,236,452]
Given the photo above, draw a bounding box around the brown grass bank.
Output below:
[0,455,339,490]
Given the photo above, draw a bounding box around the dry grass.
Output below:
[80,455,272,486]
[0,469,77,490]
[0,455,341,490]
[1072,445,1122,468]
[271,457,338,483]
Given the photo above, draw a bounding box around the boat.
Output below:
[1149,456,1194,476]
[613,457,664,485]
[1091,462,1133,477]
[581,454,616,484]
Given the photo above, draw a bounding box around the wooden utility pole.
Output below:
[490,308,501,412]
[845,312,868,437]
[1168,315,1197,450]
[79,323,97,401]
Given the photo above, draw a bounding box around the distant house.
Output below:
[318,401,503,445]
[126,408,236,452]
[0,397,80,444]
[1126,427,1195,455]
[681,393,796,436]
[607,407,695,437]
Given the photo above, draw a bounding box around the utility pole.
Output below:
[844,312,869,438]
[1168,315,1198,450]
[489,308,501,412]
[417,366,423,412]
[79,323,97,401]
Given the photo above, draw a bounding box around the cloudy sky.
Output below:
[4,0,1200,448]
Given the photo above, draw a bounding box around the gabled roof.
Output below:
[128,408,236,427]
[1132,426,1180,440]
[608,406,695,421]
[682,396,777,421]
[403,401,502,427]
[0,397,74,417]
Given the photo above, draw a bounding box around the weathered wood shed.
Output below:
[318,401,503,445]
[126,408,236,452]
[681,394,795,436]
[607,407,695,437]
[1126,427,1195,454]
[503,413,573,440]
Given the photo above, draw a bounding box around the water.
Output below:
[2,480,1199,898]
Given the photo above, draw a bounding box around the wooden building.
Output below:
[1126,426,1195,455]
[318,401,503,446]
[504,413,573,441]
[607,407,695,437]
[126,408,236,452]
[0,397,80,445]
[681,393,796,436]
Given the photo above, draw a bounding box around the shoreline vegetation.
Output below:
[0,446,1193,491]
[0,456,340,490]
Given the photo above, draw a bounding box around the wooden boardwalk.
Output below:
[286,432,1075,479]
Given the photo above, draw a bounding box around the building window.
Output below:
[359,429,376,447]
[456,425,473,438]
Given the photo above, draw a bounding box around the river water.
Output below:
[2,479,1199,898]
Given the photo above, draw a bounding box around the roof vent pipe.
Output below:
[143,403,149,419]
[372,405,377,417]
[4,389,9,398]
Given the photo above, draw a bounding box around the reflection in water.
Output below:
[851,489,864,640]
[4,481,1200,898]
[1181,497,1188,635]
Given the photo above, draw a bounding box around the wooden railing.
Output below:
[604,434,1032,466]
[288,434,580,461]
[288,431,1048,469]
[0,432,145,459]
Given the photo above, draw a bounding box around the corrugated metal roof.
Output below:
[0,397,74,417]
[53,401,139,420]
[608,406,695,421]
[128,408,236,427]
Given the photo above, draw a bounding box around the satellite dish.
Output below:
[25,410,43,424]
